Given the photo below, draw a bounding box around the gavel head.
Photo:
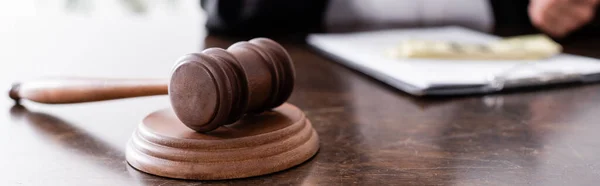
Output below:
[168,38,295,132]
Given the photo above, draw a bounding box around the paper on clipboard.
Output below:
[307,26,600,96]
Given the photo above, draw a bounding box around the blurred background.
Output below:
[0,0,206,81]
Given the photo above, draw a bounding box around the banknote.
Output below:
[386,34,562,60]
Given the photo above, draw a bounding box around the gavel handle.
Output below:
[9,78,168,104]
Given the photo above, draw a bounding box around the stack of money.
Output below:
[386,34,562,60]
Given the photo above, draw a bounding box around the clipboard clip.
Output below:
[483,66,583,92]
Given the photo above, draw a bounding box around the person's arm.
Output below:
[200,0,329,37]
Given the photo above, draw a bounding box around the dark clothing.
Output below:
[200,0,598,38]
[200,0,328,37]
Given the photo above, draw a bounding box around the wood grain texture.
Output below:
[126,103,319,180]
[9,78,167,104]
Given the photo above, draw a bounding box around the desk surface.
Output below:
[2,1,600,186]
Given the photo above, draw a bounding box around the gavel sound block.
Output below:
[9,38,319,180]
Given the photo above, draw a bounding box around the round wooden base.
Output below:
[125,103,319,180]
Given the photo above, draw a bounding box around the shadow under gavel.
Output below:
[9,105,127,172]
[9,38,295,133]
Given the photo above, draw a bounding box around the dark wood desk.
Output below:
[2,3,600,185]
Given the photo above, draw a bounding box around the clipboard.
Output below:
[307,26,600,96]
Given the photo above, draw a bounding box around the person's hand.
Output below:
[529,0,599,37]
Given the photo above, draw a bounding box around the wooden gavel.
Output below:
[9,38,295,132]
